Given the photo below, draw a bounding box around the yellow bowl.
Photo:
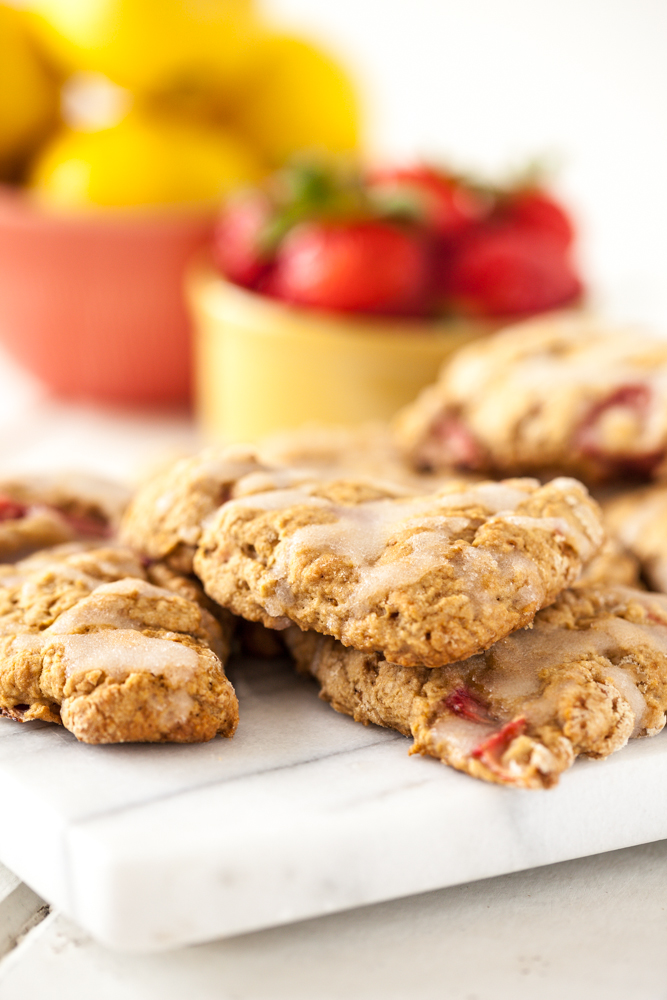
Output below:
[188,264,500,442]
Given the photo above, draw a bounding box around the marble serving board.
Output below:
[1,654,667,954]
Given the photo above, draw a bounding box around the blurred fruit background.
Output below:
[0,0,360,204]
[0,0,665,413]
[277,0,667,330]
[0,0,361,405]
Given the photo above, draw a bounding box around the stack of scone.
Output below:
[0,473,238,744]
[3,312,667,791]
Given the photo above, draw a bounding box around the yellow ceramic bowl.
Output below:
[189,264,500,442]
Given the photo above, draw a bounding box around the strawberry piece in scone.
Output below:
[394,314,667,485]
[286,584,667,788]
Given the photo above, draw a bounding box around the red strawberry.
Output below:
[471,717,528,780]
[268,220,431,316]
[501,188,575,248]
[439,223,583,317]
[368,165,485,239]
[212,191,274,289]
[444,687,494,724]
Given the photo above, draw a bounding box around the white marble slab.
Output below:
[1,654,667,953]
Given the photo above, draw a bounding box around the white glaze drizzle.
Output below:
[235,482,574,620]
[44,579,185,635]
[478,614,665,733]
[57,630,199,684]
[603,665,647,737]
[430,716,498,759]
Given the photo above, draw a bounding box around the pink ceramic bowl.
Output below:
[0,186,214,406]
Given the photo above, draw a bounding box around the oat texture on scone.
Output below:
[603,483,667,592]
[394,313,667,485]
[194,475,604,668]
[286,585,667,789]
[0,472,131,561]
[0,543,237,744]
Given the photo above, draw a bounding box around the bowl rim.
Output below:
[187,255,503,344]
[0,182,218,231]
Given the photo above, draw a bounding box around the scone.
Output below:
[603,484,667,592]
[194,476,604,668]
[287,585,667,789]
[119,443,422,574]
[120,445,326,575]
[395,314,667,484]
[0,472,131,561]
[0,543,237,744]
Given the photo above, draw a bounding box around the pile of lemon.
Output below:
[0,0,359,209]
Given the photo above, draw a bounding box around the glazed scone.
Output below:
[119,445,338,575]
[603,484,667,592]
[286,585,667,789]
[0,543,233,665]
[0,472,131,560]
[194,476,604,668]
[120,444,421,574]
[395,314,667,484]
[0,543,237,744]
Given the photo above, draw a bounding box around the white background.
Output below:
[265,0,667,328]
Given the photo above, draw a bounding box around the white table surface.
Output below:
[1,343,667,994]
[2,841,667,1000]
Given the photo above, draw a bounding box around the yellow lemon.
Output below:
[28,110,264,209]
[224,33,360,168]
[0,3,59,177]
[26,0,259,94]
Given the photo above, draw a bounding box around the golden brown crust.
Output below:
[0,544,238,744]
[195,476,604,668]
[394,314,667,485]
[287,584,667,789]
